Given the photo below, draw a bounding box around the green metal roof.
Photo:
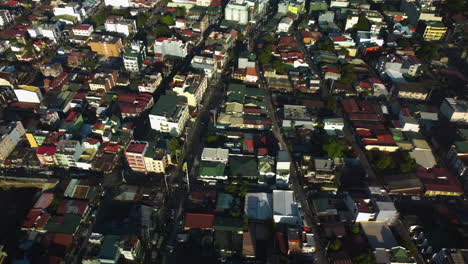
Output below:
[229,156,258,178]
[44,214,81,234]
[213,216,243,232]
[150,95,177,116]
[454,141,468,153]
[99,235,120,261]
[199,161,226,177]
[216,192,239,210]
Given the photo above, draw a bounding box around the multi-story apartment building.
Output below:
[144,146,168,174]
[53,2,85,22]
[125,141,148,173]
[89,71,118,92]
[419,21,447,41]
[88,36,124,57]
[225,0,249,25]
[149,95,189,136]
[171,73,208,110]
[36,146,57,166]
[0,121,25,161]
[138,74,163,93]
[153,37,189,59]
[123,41,146,72]
[27,23,62,43]
[0,10,12,27]
[54,139,84,167]
[440,98,468,123]
[104,16,136,37]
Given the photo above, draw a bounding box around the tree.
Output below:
[339,64,354,84]
[381,3,397,11]
[399,18,409,26]
[262,33,276,44]
[316,38,334,51]
[325,96,337,112]
[136,12,150,28]
[322,138,348,158]
[92,10,107,26]
[396,38,411,48]
[175,6,186,17]
[237,32,245,43]
[258,45,273,64]
[161,15,174,25]
[329,239,342,251]
[339,48,350,56]
[228,49,235,60]
[399,153,416,173]
[351,223,360,234]
[169,138,181,156]
[354,13,371,31]
[416,42,440,62]
[154,24,171,37]
[446,0,468,13]
[376,154,394,170]
[273,59,287,74]
[352,250,376,264]
[81,58,96,71]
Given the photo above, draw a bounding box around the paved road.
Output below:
[257,63,329,264]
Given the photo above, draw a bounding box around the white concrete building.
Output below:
[105,16,136,36]
[201,148,229,163]
[196,0,212,6]
[0,10,12,27]
[149,95,189,136]
[0,121,25,161]
[440,98,468,123]
[345,15,359,31]
[273,190,300,225]
[14,85,43,103]
[153,37,188,59]
[277,16,293,33]
[138,74,162,94]
[72,24,93,36]
[172,73,208,109]
[323,117,344,130]
[356,31,385,46]
[276,150,290,184]
[104,0,130,8]
[28,23,62,43]
[225,0,249,25]
[53,2,85,22]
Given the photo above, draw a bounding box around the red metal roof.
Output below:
[37,146,56,156]
[184,213,214,229]
[417,168,463,194]
[276,232,287,255]
[126,142,146,154]
[33,192,54,210]
[341,98,359,113]
[348,113,382,121]
[56,199,88,216]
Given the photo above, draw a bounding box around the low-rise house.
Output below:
[153,37,189,59]
[201,148,229,163]
[89,71,118,92]
[171,72,208,111]
[184,213,215,230]
[123,41,146,72]
[258,155,275,184]
[277,16,293,33]
[395,82,430,101]
[276,150,290,184]
[324,117,344,131]
[72,24,93,37]
[416,168,463,196]
[199,161,227,181]
[361,222,398,250]
[273,190,300,225]
[244,192,273,220]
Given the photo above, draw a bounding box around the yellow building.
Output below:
[288,1,305,15]
[88,36,123,57]
[421,21,447,41]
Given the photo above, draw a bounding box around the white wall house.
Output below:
[225,0,249,25]
[14,85,43,103]
[149,95,189,136]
